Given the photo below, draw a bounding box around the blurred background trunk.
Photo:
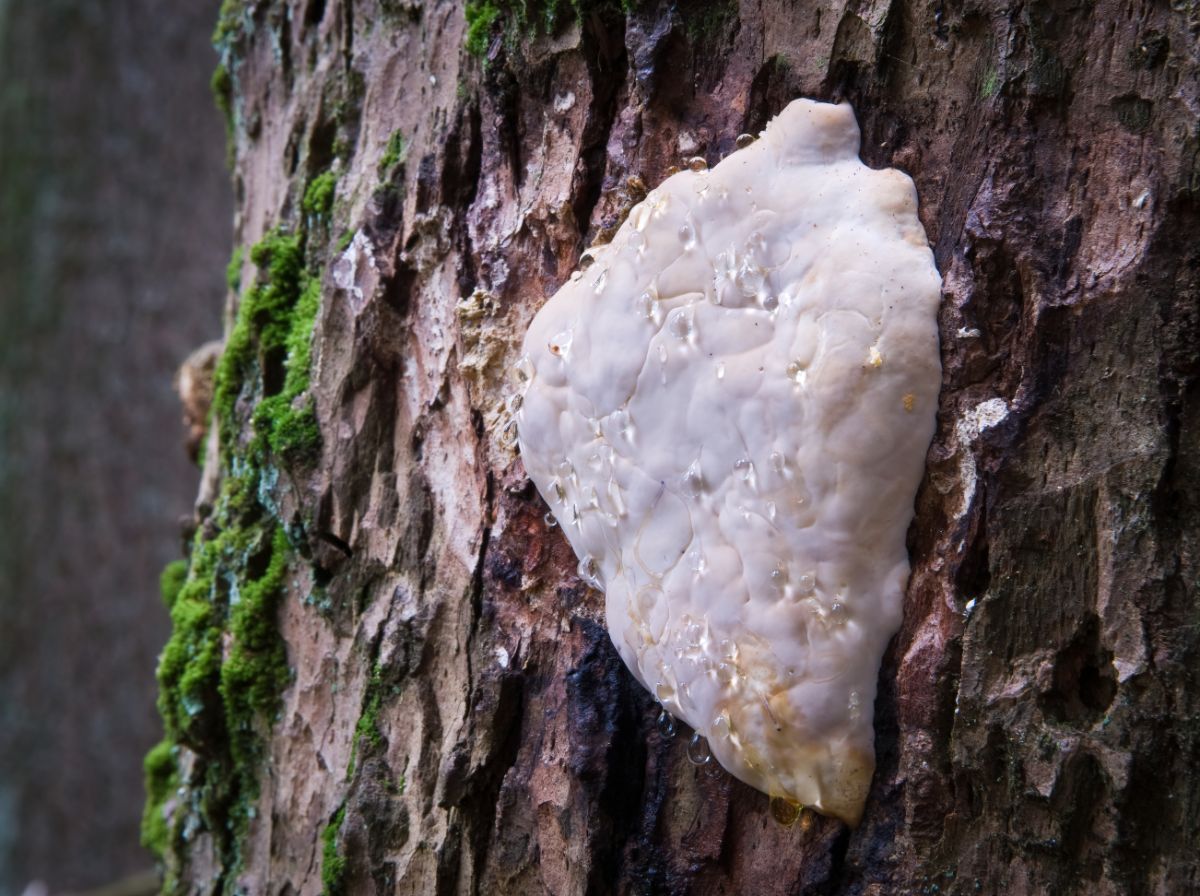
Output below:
[0,1,229,892]
[151,1,1198,894]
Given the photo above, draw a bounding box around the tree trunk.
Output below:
[152,1,1200,894]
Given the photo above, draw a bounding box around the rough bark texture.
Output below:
[0,1,229,891]
[158,1,1199,894]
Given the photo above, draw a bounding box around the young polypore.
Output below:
[515,98,941,825]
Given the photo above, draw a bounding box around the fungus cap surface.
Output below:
[515,98,942,825]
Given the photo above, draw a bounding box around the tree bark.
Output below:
[156,1,1200,894]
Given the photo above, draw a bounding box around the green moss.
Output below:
[250,271,322,465]
[355,664,385,750]
[463,0,632,57]
[303,171,338,220]
[156,551,223,744]
[211,63,233,130]
[256,396,320,463]
[225,245,244,294]
[377,130,406,178]
[160,559,189,610]
[213,228,313,459]
[212,227,323,475]
[981,67,1000,99]
[220,526,291,783]
[213,0,249,48]
[150,469,295,885]
[141,740,180,858]
[465,1,501,56]
[320,805,348,895]
[148,223,324,886]
[336,229,354,252]
[680,0,737,43]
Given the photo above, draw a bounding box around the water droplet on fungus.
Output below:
[678,221,696,250]
[687,733,712,765]
[770,796,803,827]
[711,712,731,740]
[548,329,573,358]
[681,460,705,497]
[514,355,534,382]
[578,556,602,590]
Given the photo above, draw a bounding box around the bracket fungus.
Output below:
[515,98,942,825]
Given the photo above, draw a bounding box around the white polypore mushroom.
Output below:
[515,98,942,825]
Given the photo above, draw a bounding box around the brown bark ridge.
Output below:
[157,1,1200,894]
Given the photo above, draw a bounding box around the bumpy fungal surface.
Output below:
[515,99,942,825]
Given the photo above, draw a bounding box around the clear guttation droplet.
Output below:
[548,329,573,358]
[669,310,694,340]
[770,796,803,827]
[687,156,708,171]
[796,573,816,595]
[737,258,766,298]
[734,457,755,487]
[578,556,603,590]
[514,354,535,383]
[543,512,558,528]
[687,733,712,765]
[678,221,696,250]
[711,712,730,740]
[735,133,756,149]
[657,708,677,738]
